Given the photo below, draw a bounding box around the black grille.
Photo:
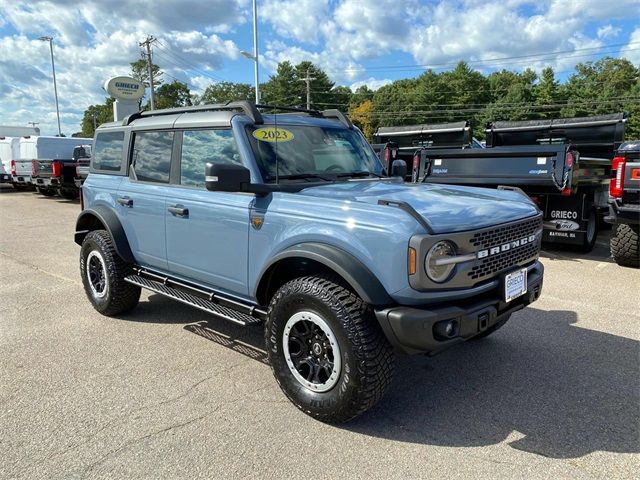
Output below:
[468,216,542,280]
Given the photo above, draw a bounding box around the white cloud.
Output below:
[350,78,393,91]
[0,1,245,135]
[621,27,640,65]
[597,25,621,39]
[261,0,330,44]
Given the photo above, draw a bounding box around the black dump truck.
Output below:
[605,140,640,267]
[374,113,626,252]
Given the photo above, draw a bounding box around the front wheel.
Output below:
[37,187,56,196]
[80,230,141,316]
[265,275,396,423]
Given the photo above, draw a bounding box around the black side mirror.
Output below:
[391,159,407,178]
[205,163,250,192]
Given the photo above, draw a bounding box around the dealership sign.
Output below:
[104,76,145,101]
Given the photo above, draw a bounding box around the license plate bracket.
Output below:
[504,268,528,302]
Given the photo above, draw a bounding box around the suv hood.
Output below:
[298,180,539,234]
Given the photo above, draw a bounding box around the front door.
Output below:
[165,129,251,296]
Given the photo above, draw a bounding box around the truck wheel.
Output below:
[80,230,141,316]
[575,209,598,253]
[470,313,511,340]
[37,187,56,196]
[611,223,640,268]
[265,275,396,423]
[12,184,28,191]
[59,188,78,200]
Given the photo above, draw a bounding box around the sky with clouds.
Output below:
[0,0,638,135]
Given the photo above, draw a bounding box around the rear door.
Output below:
[165,128,251,296]
[117,130,175,271]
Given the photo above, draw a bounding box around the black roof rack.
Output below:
[122,100,263,126]
[121,101,353,129]
[256,104,353,129]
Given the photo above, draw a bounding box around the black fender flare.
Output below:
[74,207,134,263]
[256,242,393,306]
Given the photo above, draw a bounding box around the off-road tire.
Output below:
[59,188,79,200]
[611,223,640,268]
[37,187,56,196]
[265,274,396,423]
[470,313,511,340]
[80,230,140,316]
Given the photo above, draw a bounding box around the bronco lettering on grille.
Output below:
[477,233,538,259]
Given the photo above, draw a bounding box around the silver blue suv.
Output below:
[75,102,544,423]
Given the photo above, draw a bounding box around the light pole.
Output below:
[38,36,62,136]
[240,0,260,104]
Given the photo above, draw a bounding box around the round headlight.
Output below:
[425,241,457,283]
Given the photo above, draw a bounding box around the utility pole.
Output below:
[139,36,157,110]
[300,68,316,110]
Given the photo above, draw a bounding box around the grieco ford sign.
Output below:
[103,76,145,101]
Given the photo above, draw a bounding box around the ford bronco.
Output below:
[75,102,544,423]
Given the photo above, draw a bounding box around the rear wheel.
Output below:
[611,223,640,268]
[265,274,396,423]
[574,209,598,253]
[37,187,56,196]
[80,230,141,316]
[59,188,78,200]
[12,183,28,191]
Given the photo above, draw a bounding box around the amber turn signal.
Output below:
[408,247,417,275]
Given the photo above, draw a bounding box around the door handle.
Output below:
[168,205,189,217]
[117,197,133,207]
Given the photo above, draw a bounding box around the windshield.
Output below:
[245,124,383,182]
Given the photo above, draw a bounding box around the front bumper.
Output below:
[375,261,544,355]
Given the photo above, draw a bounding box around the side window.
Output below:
[180,129,241,188]
[93,131,124,171]
[131,131,174,183]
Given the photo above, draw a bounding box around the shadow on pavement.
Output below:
[348,307,639,458]
[119,287,639,459]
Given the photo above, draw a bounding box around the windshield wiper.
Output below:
[267,173,335,182]
[336,170,383,178]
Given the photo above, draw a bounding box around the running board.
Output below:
[125,273,264,327]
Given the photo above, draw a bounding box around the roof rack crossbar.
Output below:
[122,100,263,126]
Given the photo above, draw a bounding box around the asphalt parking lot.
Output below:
[1,185,638,479]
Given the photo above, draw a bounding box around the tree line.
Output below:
[76,57,639,140]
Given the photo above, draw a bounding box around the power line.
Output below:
[154,39,227,83]
[322,42,640,74]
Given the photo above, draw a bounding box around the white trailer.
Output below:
[0,126,40,137]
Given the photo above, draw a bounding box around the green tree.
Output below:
[260,61,299,106]
[197,81,254,104]
[79,97,115,137]
[130,58,164,87]
[535,67,563,118]
[153,81,192,109]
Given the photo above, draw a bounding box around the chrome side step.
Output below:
[125,273,264,327]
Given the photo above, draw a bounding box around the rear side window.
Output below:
[93,131,124,171]
[131,131,174,183]
[180,129,241,188]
